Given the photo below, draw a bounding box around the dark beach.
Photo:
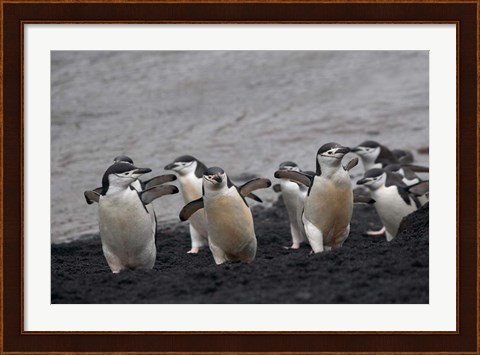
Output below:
[51,198,429,304]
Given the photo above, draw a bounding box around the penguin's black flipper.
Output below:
[272,184,281,193]
[84,187,102,204]
[406,180,429,196]
[401,164,429,173]
[274,170,311,187]
[401,167,419,180]
[246,193,263,203]
[143,174,177,189]
[141,185,179,205]
[353,195,376,204]
[239,178,272,197]
[302,170,316,177]
[344,157,359,171]
[179,198,204,221]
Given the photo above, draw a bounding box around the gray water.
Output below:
[51,51,428,243]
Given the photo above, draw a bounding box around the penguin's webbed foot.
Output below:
[365,227,386,236]
[283,243,301,250]
[187,247,200,254]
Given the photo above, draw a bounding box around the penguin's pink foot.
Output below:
[187,247,200,254]
[283,243,301,250]
[366,227,386,236]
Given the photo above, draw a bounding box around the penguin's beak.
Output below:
[133,168,152,176]
[164,162,176,170]
[350,146,361,152]
[356,177,368,185]
[337,147,350,155]
[204,174,222,184]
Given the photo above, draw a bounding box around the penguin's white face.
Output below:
[317,147,349,167]
[169,161,197,176]
[203,171,227,191]
[353,146,381,161]
[108,169,148,189]
[102,163,152,196]
[357,172,386,191]
[281,165,300,172]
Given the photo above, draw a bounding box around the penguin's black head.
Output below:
[204,166,224,181]
[101,162,152,195]
[164,155,207,178]
[315,142,349,170]
[356,168,386,190]
[279,161,300,171]
[360,140,380,148]
[317,142,350,157]
[351,140,381,155]
[113,155,134,165]
[175,155,196,163]
[164,155,196,170]
[203,166,228,189]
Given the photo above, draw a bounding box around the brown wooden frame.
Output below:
[1,1,478,353]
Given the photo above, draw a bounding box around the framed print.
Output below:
[1,0,478,354]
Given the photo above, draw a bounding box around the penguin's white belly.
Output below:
[296,188,308,240]
[304,176,353,247]
[204,191,256,259]
[281,180,307,243]
[281,181,302,225]
[372,186,417,240]
[179,174,202,202]
[131,179,143,191]
[189,209,208,237]
[99,189,156,270]
[179,175,208,237]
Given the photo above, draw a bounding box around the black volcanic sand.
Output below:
[52,200,429,304]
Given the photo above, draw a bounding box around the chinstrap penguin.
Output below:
[275,143,355,253]
[274,161,308,249]
[356,168,422,241]
[113,155,177,191]
[351,140,398,170]
[164,155,209,253]
[351,142,427,235]
[97,162,178,273]
[179,167,271,265]
[85,155,176,204]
